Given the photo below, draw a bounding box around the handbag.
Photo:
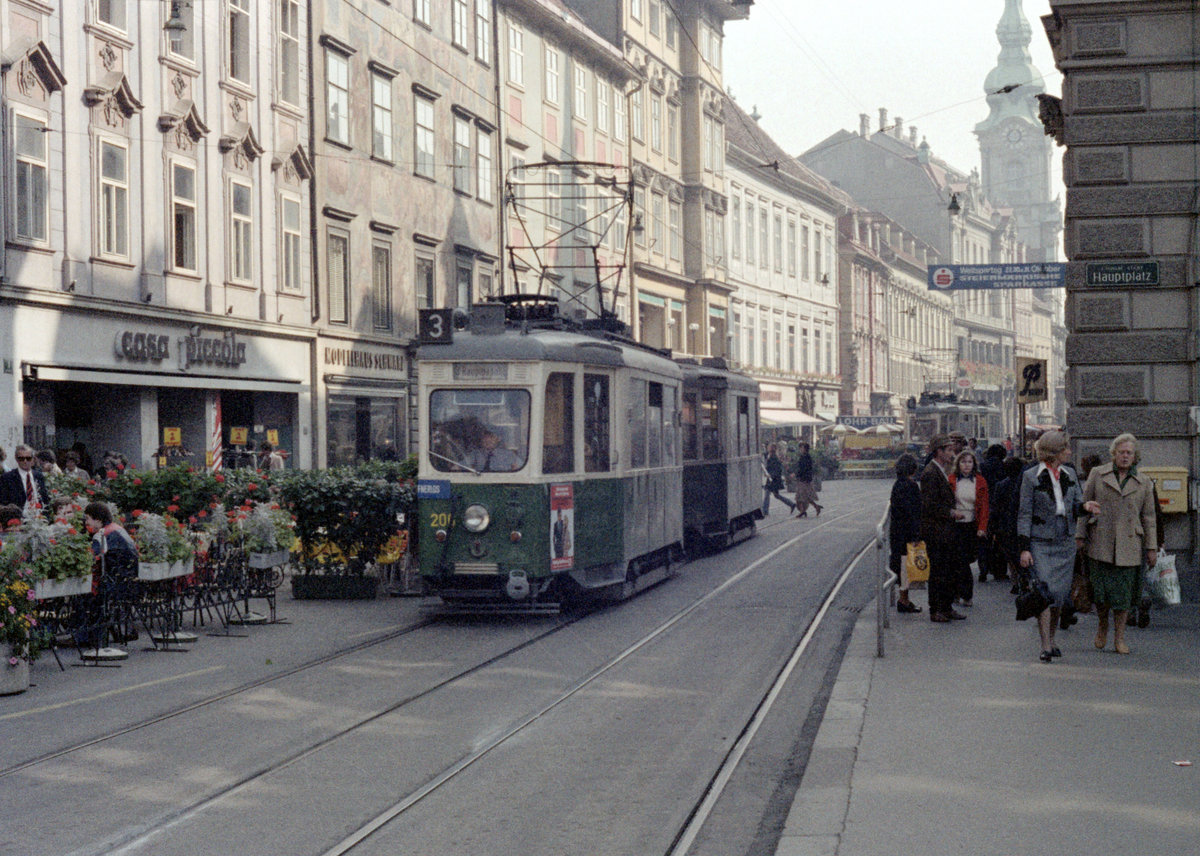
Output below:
[905,541,930,584]
[1015,578,1051,621]
[1070,571,1093,614]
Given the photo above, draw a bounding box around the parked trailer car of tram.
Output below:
[415,298,760,611]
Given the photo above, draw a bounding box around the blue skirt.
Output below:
[1029,517,1076,608]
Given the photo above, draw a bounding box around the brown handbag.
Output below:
[1070,569,1093,613]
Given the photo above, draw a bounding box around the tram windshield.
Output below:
[428,389,531,473]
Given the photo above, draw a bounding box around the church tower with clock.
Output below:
[974,0,1061,262]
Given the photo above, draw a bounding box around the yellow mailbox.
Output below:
[1140,466,1189,514]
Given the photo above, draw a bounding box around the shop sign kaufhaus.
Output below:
[114,326,247,372]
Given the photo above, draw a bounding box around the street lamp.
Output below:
[688,322,700,355]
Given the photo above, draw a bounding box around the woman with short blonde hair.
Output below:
[1033,430,1068,463]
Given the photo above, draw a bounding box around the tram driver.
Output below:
[463,428,522,473]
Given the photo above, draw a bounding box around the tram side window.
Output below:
[543,372,575,474]
[630,378,647,468]
[662,384,677,466]
[737,396,750,456]
[647,382,663,468]
[584,374,610,473]
[701,390,721,460]
[681,392,698,461]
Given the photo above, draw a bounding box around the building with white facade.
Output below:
[1,0,314,471]
[724,98,843,426]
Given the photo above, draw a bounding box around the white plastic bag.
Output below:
[1146,552,1181,606]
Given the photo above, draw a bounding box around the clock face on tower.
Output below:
[1005,126,1024,149]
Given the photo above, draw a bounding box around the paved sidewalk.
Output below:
[776,580,1200,856]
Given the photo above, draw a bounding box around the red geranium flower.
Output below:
[247,483,258,492]
[214,474,225,483]
[133,478,143,486]
[197,509,208,518]
[167,504,180,513]
[106,470,117,480]
[132,509,145,518]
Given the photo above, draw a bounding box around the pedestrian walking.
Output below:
[989,456,1027,593]
[1076,433,1157,655]
[949,451,988,607]
[791,441,822,517]
[1017,431,1100,662]
[889,453,922,614]
[920,435,964,623]
[761,443,797,517]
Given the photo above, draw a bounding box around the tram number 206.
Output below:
[428,512,453,529]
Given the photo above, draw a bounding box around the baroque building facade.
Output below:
[1,0,314,470]
[565,0,753,357]
[1043,0,1199,577]
[495,0,635,319]
[309,0,499,466]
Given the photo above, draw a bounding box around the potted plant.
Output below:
[278,464,415,600]
[165,515,195,577]
[0,549,46,695]
[237,502,296,568]
[4,512,95,600]
[132,511,173,580]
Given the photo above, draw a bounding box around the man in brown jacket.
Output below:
[920,434,965,623]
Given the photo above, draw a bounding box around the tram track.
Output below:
[9,487,884,856]
[0,617,441,779]
[313,502,880,856]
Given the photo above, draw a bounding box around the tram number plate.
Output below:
[419,309,454,344]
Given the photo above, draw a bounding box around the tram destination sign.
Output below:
[1085,261,1159,286]
[928,263,1066,291]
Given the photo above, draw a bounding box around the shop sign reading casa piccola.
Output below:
[114,326,247,372]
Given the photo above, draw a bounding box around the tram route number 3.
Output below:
[419,309,454,345]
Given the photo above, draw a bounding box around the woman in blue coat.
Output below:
[1018,431,1100,662]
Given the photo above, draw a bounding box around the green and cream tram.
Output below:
[416,300,685,609]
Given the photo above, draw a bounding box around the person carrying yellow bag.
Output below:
[888,453,923,613]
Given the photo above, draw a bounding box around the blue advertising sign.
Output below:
[927,263,1066,291]
[417,479,452,500]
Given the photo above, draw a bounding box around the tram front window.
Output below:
[428,389,530,473]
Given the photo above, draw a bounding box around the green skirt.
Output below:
[1088,558,1139,611]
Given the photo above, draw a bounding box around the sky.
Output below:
[723,0,1062,181]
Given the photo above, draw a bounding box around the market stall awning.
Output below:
[760,407,830,427]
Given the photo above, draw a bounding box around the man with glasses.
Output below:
[0,443,49,512]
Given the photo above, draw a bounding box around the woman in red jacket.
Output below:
[949,451,989,607]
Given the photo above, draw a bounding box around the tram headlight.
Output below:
[463,504,491,533]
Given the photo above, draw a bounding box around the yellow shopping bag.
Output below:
[905,541,930,585]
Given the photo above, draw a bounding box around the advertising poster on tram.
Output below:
[550,483,575,571]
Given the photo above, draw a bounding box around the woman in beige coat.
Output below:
[1076,433,1158,654]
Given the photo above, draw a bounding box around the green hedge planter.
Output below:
[291,574,378,600]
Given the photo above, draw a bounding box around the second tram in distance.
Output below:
[415,297,761,611]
